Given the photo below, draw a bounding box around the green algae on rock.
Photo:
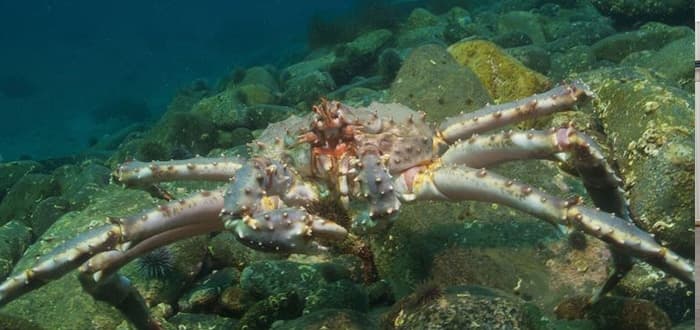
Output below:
[576,67,694,257]
[447,39,551,102]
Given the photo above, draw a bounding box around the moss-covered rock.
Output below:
[178,267,239,312]
[0,161,43,202]
[497,11,546,45]
[272,308,375,330]
[239,290,304,330]
[0,173,59,226]
[405,8,440,30]
[281,52,336,82]
[620,35,693,92]
[590,0,693,26]
[208,231,282,270]
[191,89,248,129]
[330,29,393,85]
[51,161,111,209]
[390,44,492,121]
[282,70,336,108]
[0,221,31,280]
[385,285,543,329]
[555,295,672,330]
[27,196,70,239]
[447,39,551,102]
[576,67,693,257]
[591,22,691,63]
[166,312,238,329]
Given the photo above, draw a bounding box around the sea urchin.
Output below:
[136,247,175,279]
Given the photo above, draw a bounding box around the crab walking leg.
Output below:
[441,126,628,218]
[0,189,225,307]
[398,164,694,284]
[115,157,245,185]
[438,81,592,144]
[80,221,224,282]
[78,273,158,330]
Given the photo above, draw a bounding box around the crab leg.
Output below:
[396,163,694,284]
[438,81,591,144]
[115,156,245,185]
[0,189,225,307]
[78,272,158,330]
[440,126,627,218]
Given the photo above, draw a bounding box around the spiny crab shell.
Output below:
[253,99,436,232]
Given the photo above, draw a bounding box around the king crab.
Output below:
[0,82,693,328]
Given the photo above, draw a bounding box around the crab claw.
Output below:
[225,207,347,254]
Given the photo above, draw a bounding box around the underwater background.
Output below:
[0,0,695,329]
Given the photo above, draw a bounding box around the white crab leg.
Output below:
[115,156,245,185]
[438,81,591,143]
[441,126,627,217]
[396,163,694,284]
[0,189,225,307]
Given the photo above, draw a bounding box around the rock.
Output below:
[167,312,238,329]
[272,309,375,330]
[331,29,393,85]
[385,285,542,329]
[241,66,279,92]
[442,7,474,44]
[26,196,70,239]
[555,295,672,330]
[51,161,111,208]
[405,8,440,30]
[304,279,369,314]
[0,312,44,330]
[590,0,692,26]
[240,258,369,315]
[575,67,694,257]
[246,104,299,129]
[239,291,304,330]
[378,48,403,83]
[0,221,31,280]
[281,52,336,82]
[0,161,44,202]
[240,260,325,299]
[191,89,248,129]
[282,70,336,108]
[540,5,615,53]
[549,45,597,81]
[121,235,209,307]
[497,11,546,44]
[492,31,533,48]
[178,267,239,312]
[447,39,550,102]
[506,45,551,75]
[591,22,691,63]
[0,174,59,226]
[219,286,253,315]
[236,83,278,105]
[620,35,693,91]
[208,231,282,270]
[395,26,446,49]
[390,44,492,121]
[2,186,155,330]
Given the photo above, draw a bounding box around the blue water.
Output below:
[0,0,354,161]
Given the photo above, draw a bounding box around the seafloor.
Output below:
[0,1,695,329]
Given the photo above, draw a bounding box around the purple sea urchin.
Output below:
[136,247,175,279]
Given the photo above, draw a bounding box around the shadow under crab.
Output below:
[0,82,693,329]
